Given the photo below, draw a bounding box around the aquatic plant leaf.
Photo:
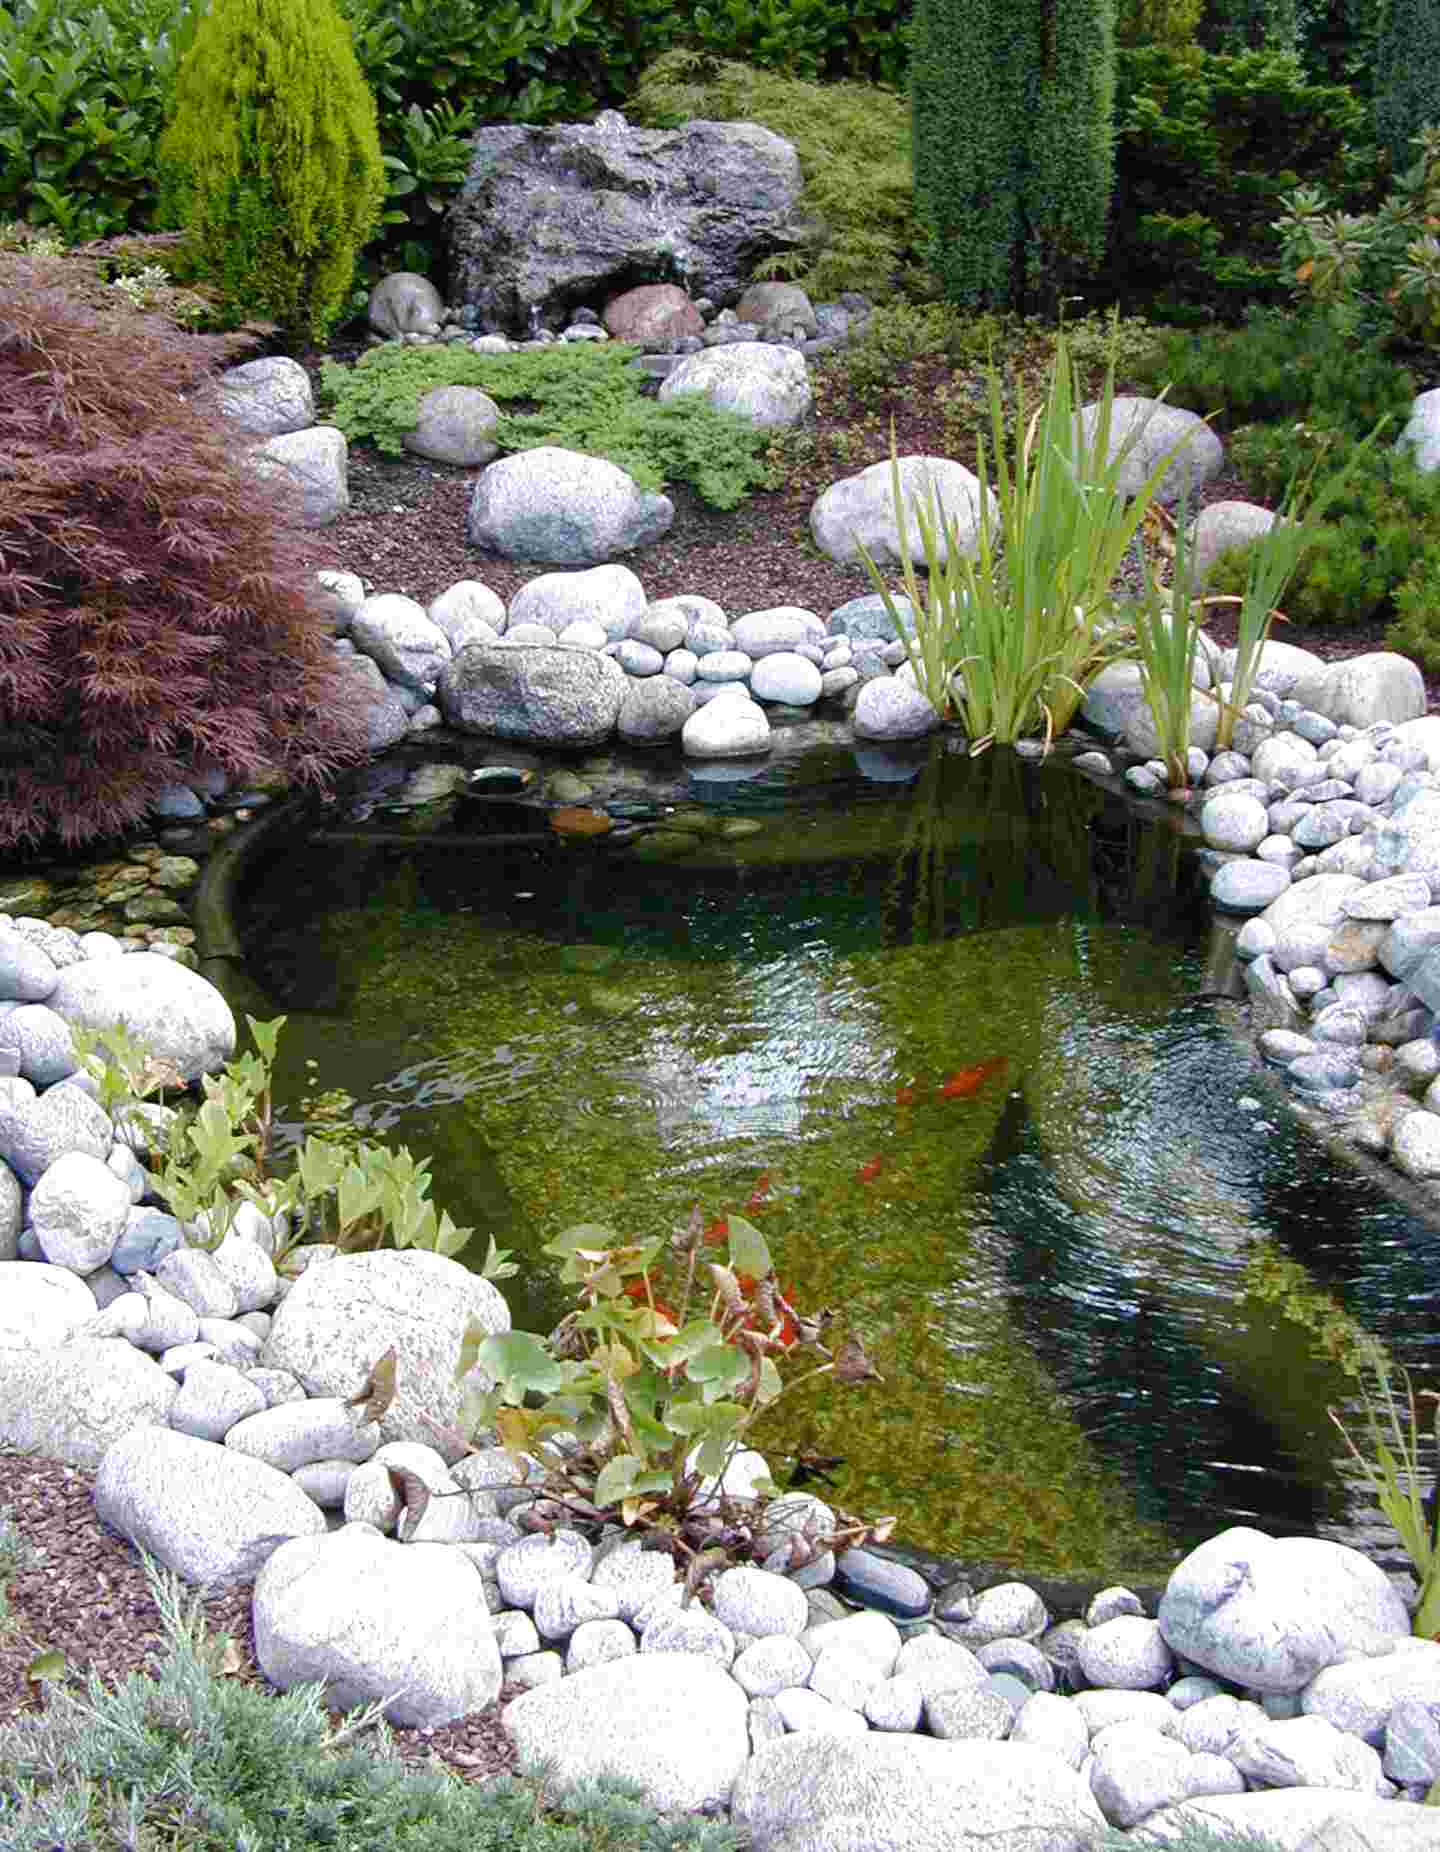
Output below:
[345,1346,397,1426]
[454,1313,493,1382]
[686,1345,749,1394]
[544,1222,621,1257]
[594,1453,645,1507]
[476,1331,567,1401]
[387,1465,432,1539]
[725,1212,772,1282]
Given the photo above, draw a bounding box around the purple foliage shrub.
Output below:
[0,250,368,853]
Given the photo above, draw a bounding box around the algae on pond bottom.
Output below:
[314,888,1179,1577]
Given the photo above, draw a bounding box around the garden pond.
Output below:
[237,735,1440,1584]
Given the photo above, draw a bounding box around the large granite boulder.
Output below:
[94,1425,326,1581]
[259,1250,509,1463]
[731,1733,1106,1852]
[811,456,992,568]
[1157,1527,1411,1694]
[0,1336,178,1467]
[47,955,235,1084]
[448,111,817,335]
[504,1653,751,1813]
[466,447,672,564]
[438,643,627,746]
[658,343,812,429]
[254,1525,501,1727]
[1076,397,1224,506]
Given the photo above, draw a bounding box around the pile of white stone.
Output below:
[321,563,946,759]
[1077,633,1440,1192]
[7,1206,1440,1851]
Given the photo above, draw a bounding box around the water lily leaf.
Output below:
[725,1213,772,1282]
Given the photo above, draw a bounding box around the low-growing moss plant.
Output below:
[317,340,777,510]
[0,1554,743,1852]
[439,1206,888,1578]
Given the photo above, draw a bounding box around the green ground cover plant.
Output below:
[318,339,776,509]
[0,1557,742,1852]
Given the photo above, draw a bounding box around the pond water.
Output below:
[240,737,1440,1583]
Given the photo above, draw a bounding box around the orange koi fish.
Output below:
[858,1156,885,1184]
[744,1171,773,1213]
[938,1057,1008,1100]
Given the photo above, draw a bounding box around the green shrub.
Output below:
[318,340,776,510]
[543,0,913,116]
[1116,0,1203,45]
[910,0,1115,313]
[1101,43,1377,322]
[1277,124,1440,348]
[626,50,921,303]
[1374,0,1440,177]
[1207,426,1440,630]
[157,0,387,344]
[0,1556,744,1852]
[1129,306,1417,434]
[335,0,592,283]
[0,0,199,241]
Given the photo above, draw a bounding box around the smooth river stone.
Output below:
[1210,860,1291,913]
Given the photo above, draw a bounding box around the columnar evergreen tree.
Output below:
[910,0,1117,314]
[1375,0,1440,173]
[158,0,386,345]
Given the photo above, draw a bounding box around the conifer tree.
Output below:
[158,0,386,345]
[910,0,1117,313]
[1375,0,1440,174]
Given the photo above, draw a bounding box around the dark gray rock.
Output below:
[438,644,626,747]
[448,111,818,336]
[833,1548,930,1619]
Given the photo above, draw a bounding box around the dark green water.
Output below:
[241,738,1440,1581]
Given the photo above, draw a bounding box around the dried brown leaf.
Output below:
[345,1346,398,1426]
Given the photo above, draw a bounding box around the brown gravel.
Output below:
[0,1447,519,1784]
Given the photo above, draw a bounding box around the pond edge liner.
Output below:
[189,794,311,1021]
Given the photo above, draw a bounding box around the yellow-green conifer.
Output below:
[158,0,386,344]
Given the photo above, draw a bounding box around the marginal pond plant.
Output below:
[71,1015,494,1268]
[444,1205,890,1581]
[854,322,1195,751]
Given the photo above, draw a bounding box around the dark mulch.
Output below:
[0,1448,519,1785]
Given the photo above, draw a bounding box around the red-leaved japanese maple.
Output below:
[0,250,368,853]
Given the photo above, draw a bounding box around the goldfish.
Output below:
[938,1057,1008,1100]
[744,1171,773,1212]
[858,1156,884,1184]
